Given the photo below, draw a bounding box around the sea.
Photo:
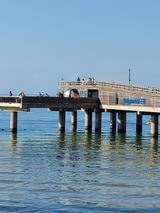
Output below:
[0,108,160,213]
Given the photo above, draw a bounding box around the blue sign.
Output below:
[123,98,146,105]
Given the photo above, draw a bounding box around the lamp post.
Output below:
[129,69,131,84]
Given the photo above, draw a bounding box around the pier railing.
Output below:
[21,97,100,110]
[0,96,22,110]
[58,81,160,95]
[0,96,22,103]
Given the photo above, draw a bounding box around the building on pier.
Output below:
[58,80,160,137]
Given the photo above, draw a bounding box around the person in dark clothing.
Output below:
[9,91,12,96]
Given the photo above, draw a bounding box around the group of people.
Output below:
[76,77,95,83]
[38,92,49,97]
[9,91,25,96]
[8,91,51,97]
[87,77,95,82]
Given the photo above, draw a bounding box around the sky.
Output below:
[0,0,160,95]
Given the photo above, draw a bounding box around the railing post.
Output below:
[20,96,23,108]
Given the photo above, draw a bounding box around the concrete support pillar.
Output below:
[95,110,102,132]
[58,111,65,132]
[150,114,158,137]
[118,111,126,132]
[110,112,116,132]
[10,111,18,132]
[136,114,142,133]
[85,109,92,132]
[71,111,77,131]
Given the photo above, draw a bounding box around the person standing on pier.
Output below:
[9,91,12,96]
[77,77,80,82]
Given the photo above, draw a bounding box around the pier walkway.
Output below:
[1,80,160,136]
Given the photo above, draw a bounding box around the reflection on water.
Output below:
[0,112,160,212]
[150,137,159,150]
[9,132,18,145]
[135,133,143,150]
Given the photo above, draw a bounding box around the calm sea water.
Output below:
[0,109,160,212]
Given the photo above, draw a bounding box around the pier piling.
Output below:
[85,109,92,132]
[71,111,77,131]
[110,112,117,132]
[10,111,18,132]
[136,114,142,133]
[118,112,126,132]
[58,111,65,132]
[151,114,158,137]
[95,110,102,132]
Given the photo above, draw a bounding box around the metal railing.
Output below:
[0,96,22,103]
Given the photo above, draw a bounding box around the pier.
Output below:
[1,80,160,137]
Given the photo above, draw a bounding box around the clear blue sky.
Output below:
[0,0,160,95]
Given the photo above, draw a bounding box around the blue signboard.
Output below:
[123,98,146,105]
